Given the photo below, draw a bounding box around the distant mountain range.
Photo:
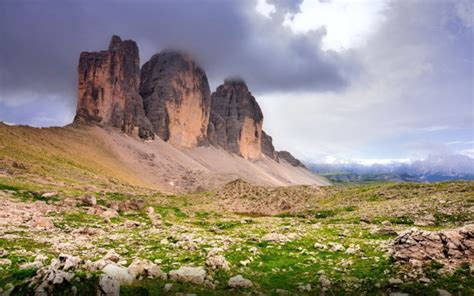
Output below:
[307,154,474,183]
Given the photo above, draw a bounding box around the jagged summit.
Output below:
[74,35,154,140]
[207,78,264,159]
[140,50,211,148]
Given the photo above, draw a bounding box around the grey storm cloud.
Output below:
[0,0,350,112]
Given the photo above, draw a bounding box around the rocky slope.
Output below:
[140,51,211,148]
[74,36,154,140]
[0,179,471,295]
[0,123,329,193]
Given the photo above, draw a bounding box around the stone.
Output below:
[58,254,82,270]
[319,275,331,289]
[205,249,230,270]
[41,191,58,198]
[297,283,312,292]
[82,195,97,206]
[390,225,473,268]
[102,264,133,284]
[101,209,119,219]
[381,220,392,226]
[103,250,121,263]
[74,35,154,140]
[374,227,398,236]
[262,233,293,243]
[328,242,345,252]
[32,217,54,230]
[388,278,404,285]
[140,51,211,148]
[163,283,173,292]
[97,275,120,296]
[314,243,327,250]
[437,289,452,296]
[207,78,263,159]
[127,259,166,279]
[169,266,207,285]
[228,275,253,288]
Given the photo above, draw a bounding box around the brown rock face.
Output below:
[208,79,263,159]
[140,51,211,148]
[74,35,154,140]
[277,151,305,167]
[261,131,279,161]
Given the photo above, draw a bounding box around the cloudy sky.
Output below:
[0,0,472,164]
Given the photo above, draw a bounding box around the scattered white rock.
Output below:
[169,266,207,285]
[328,242,345,252]
[127,259,166,279]
[388,278,404,285]
[32,217,55,230]
[437,288,452,296]
[206,248,230,270]
[163,283,173,292]
[103,250,121,263]
[82,195,97,206]
[102,264,133,284]
[262,233,295,243]
[101,209,119,219]
[319,275,331,290]
[313,243,326,250]
[41,191,57,198]
[98,275,120,296]
[228,275,253,288]
[297,283,311,292]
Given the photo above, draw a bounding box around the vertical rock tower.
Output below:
[207,79,264,159]
[74,35,154,139]
[140,51,211,148]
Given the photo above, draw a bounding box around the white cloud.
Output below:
[283,0,390,51]
[255,0,276,18]
[459,148,474,158]
[259,0,473,163]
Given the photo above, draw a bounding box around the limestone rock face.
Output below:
[140,51,211,148]
[261,131,279,161]
[74,35,154,140]
[208,79,263,159]
[277,151,305,167]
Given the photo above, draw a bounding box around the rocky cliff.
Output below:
[73,35,306,167]
[74,35,154,140]
[261,131,279,161]
[278,151,305,167]
[207,79,264,160]
[140,51,211,148]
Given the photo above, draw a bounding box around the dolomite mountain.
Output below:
[208,79,264,160]
[68,35,327,191]
[140,51,211,148]
[74,36,154,140]
[75,35,301,163]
